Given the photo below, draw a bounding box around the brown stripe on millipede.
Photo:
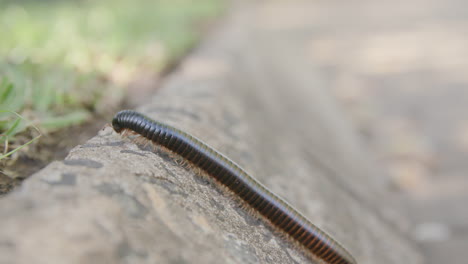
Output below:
[112,110,357,264]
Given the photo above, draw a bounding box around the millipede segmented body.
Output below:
[112,110,357,264]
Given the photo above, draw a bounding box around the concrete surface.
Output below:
[0,1,424,264]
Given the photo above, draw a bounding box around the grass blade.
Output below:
[40,110,89,131]
[4,117,23,138]
[0,78,14,104]
[0,110,42,160]
[0,134,41,160]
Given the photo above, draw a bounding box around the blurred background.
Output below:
[0,0,225,191]
[1,0,467,263]
[305,0,468,263]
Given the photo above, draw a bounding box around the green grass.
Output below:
[0,111,41,160]
[0,0,225,159]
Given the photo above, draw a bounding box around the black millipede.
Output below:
[112,110,357,264]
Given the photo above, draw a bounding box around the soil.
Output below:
[0,113,112,195]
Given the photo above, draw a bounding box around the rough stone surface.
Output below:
[0,1,424,264]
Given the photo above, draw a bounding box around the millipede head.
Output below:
[112,116,123,133]
[112,110,136,133]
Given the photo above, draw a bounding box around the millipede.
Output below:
[112,110,357,264]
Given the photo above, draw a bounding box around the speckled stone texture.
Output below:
[0,2,423,264]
